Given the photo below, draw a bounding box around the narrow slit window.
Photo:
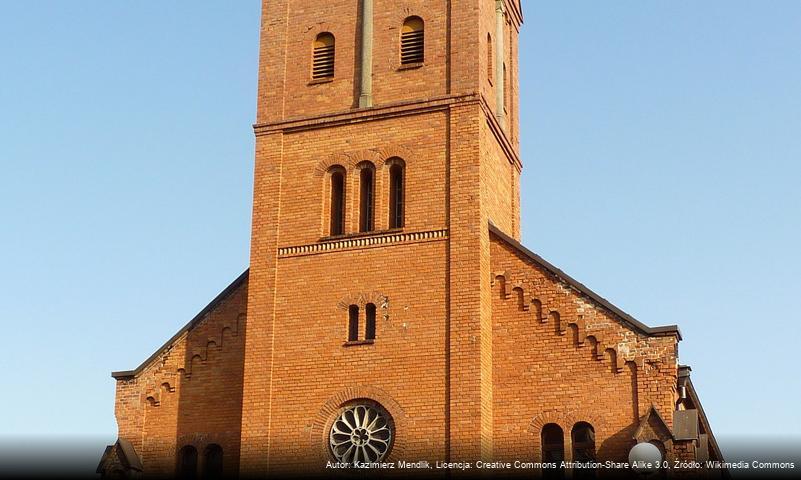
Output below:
[359,165,375,232]
[487,33,493,83]
[348,305,360,342]
[388,162,404,229]
[313,32,335,79]
[330,169,345,236]
[365,303,376,340]
[401,17,424,65]
[503,62,509,113]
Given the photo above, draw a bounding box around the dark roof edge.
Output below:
[111,269,249,379]
[505,0,524,27]
[684,372,726,465]
[489,223,682,340]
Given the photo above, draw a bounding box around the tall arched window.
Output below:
[571,422,597,479]
[202,444,223,480]
[348,305,360,342]
[313,32,335,80]
[388,160,405,229]
[329,168,345,236]
[177,445,198,480]
[401,17,425,65]
[358,163,375,232]
[541,424,565,480]
[365,303,377,340]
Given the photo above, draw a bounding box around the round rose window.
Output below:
[329,404,393,463]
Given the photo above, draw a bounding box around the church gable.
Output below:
[108,271,248,476]
[489,224,682,436]
[489,224,680,368]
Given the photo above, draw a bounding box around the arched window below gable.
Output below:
[177,445,198,480]
[541,424,565,480]
[202,444,223,480]
[572,422,597,479]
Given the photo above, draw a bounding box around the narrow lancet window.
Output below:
[365,303,377,340]
[572,422,597,479]
[359,165,375,232]
[177,446,198,480]
[541,424,565,480]
[330,169,345,236]
[348,305,360,342]
[202,444,223,480]
[388,162,405,229]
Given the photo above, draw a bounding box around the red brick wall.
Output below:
[113,279,248,477]
[489,233,680,466]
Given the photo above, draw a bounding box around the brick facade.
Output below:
[102,1,724,478]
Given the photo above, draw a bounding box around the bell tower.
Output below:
[240,0,524,474]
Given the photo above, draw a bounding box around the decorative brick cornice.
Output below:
[278,229,448,258]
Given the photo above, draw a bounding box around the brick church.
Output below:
[99,1,725,477]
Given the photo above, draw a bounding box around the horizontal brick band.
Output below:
[278,229,448,258]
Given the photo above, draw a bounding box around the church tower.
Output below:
[103,2,726,477]
[239,0,524,473]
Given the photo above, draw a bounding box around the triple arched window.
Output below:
[327,161,405,237]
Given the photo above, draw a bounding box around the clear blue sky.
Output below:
[1,0,799,467]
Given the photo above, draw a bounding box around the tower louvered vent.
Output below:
[401,17,424,65]
[313,33,335,79]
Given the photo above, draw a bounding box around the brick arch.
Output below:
[314,153,353,178]
[310,386,410,464]
[305,22,337,45]
[336,292,389,311]
[314,150,390,178]
[376,145,413,169]
[353,150,383,167]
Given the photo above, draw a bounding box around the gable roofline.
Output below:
[96,438,143,474]
[680,365,726,464]
[111,269,249,380]
[489,223,682,340]
[633,405,675,441]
